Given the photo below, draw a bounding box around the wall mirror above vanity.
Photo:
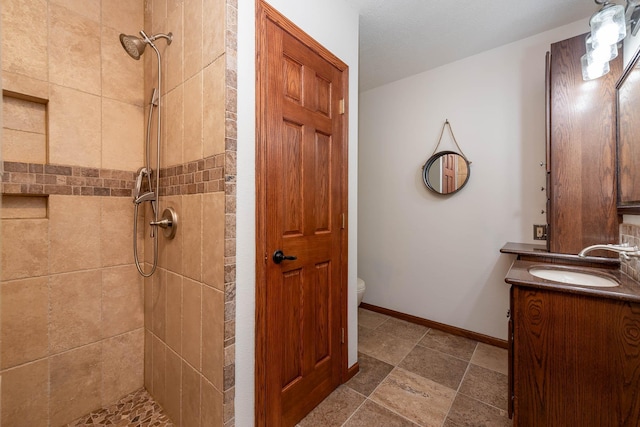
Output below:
[616,41,640,213]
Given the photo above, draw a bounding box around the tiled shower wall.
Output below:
[1,0,147,425]
[141,0,236,426]
[1,0,236,426]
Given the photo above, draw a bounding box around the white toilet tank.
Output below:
[357,277,366,306]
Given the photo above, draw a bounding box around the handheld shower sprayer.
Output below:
[123,28,174,277]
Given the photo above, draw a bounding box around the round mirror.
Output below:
[422,151,471,195]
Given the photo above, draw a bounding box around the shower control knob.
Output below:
[273,250,297,264]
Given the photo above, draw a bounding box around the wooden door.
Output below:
[442,154,456,193]
[256,2,349,426]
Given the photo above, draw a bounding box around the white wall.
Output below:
[358,20,587,340]
[235,1,359,426]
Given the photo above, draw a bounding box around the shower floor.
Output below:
[67,388,173,426]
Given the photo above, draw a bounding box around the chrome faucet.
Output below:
[578,243,640,260]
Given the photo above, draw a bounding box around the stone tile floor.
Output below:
[297,308,513,427]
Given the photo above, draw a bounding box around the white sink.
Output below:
[528,267,619,287]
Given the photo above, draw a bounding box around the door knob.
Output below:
[273,250,297,264]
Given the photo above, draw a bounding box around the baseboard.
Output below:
[359,303,508,349]
[344,361,359,383]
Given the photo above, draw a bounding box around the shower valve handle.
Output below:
[273,250,297,264]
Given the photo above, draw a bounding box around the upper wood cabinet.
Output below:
[547,33,621,256]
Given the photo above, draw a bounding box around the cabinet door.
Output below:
[513,287,640,426]
[548,33,621,255]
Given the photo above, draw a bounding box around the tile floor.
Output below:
[298,308,513,427]
[67,389,173,427]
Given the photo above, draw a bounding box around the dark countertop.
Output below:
[505,259,640,303]
[500,242,620,266]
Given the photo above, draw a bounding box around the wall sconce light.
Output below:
[590,1,626,48]
[582,0,631,80]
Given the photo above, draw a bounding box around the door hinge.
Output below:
[341,328,345,344]
[339,99,345,115]
[341,213,345,229]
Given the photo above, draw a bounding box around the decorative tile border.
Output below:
[223,0,238,425]
[1,154,225,198]
[158,154,225,196]
[620,223,640,281]
[1,161,136,197]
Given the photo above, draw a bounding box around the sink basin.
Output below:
[528,266,619,287]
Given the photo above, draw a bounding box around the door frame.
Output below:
[254,1,350,424]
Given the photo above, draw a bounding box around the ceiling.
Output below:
[345,0,598,91]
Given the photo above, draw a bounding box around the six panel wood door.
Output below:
[261,14,346,427]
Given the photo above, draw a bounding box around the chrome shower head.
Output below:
[119,31,173,60]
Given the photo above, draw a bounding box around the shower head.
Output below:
[119,30,173,60]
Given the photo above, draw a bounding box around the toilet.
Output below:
[357,277,366,306]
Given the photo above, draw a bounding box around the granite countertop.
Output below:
[505,259,640,303]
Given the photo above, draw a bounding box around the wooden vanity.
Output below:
[502,243,640,426]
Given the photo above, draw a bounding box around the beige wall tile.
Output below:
[50,0,101,22]
[202,285,224,389]
[101,197,143,268]
[102,329,144,406]
[182,278,202,369]
[1,0,48,81]
[152,268,167,339]
[203,58,226,157]
[2,129,47,163]
[49,195,101,274]
[165,347,183,424]
[152,334,167,406]
[165,271,183,353]
[48,4,101,95]
[1,278,49,369]
[50,343,102,426]
[102,98,144,171]
[49,270,102,354]
[160,196,183,274]
[0,360,49,427]
[201,376,224,426]
[102,265,144,337]
[183,73,203,164]
[184,0,203,80]
[202,0,225,67]
[144,201,155,264]
[151,0,168,35]
[1,218,48,281]
[165,5,184,93]
[164,85,184,167]
[182,361,201,427]
[102,26,145,106]
[145,329,154,392]
[144,275,153,330]
[48,84,102,168]
[2,71,49,100]
[3,96,46,133]
[102,0,144,35]
[182,194,202,281]
[202,193,225,290]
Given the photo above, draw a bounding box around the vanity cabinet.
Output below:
[510,286,640,426]
[546,33,622,255]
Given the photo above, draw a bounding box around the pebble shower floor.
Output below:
[66,389,173,426]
